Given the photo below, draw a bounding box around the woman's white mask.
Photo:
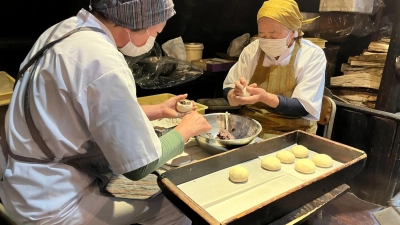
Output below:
[119,29,156,57]
[259,31,292,58]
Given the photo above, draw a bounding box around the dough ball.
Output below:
[229,165,249,183]
[312,154,333,168]
[176,99,193,113]
[290,145,309,158]
[261,156,281,171]
[295,158,316,174]
[276,150,295,164]
[242,87,251,97]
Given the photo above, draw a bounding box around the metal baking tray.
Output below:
[157,130,367,225]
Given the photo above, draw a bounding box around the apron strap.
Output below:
[4,27,106,162]
[15,27,105,85]
[23,27,106,160]
[257,50,266,66]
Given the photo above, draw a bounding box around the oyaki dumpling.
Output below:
[229,165,249,183]
[312,154,333,168]
[242,86,251,97]
[276,150,295,164]
[290,145,309,158]
[176,99,193,113]
[295,158,316,174]
[261,156,281,171]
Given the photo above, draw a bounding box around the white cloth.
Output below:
[87,194,190,225]
[223,38,326,120]
[0,9,162,225]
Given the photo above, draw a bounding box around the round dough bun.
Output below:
[261,156,281,171]
[295,158,316,174]
[276,150,295,164]
[176,99,193,113]
[312,154,333,168]
[290,145,309,158]
[229,165,249,183]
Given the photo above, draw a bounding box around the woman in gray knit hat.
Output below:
[0,1,210,224]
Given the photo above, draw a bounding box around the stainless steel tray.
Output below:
[157,130,367,225]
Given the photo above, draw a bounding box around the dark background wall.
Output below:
[0,0,265,78]
[0,0,340,79]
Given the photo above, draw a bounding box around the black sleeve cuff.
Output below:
[223,87,233,102]
[272,95,309,117]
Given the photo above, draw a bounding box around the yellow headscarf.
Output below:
[257,0,317,37]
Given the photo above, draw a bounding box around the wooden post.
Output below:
[375,0,400,112]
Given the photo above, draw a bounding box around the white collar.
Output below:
[76,9,117,47]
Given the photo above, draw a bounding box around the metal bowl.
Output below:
[195,113,262,155]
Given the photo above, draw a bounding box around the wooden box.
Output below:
[157,130,367,224]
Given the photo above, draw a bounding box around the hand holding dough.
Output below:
[312,154,333,168]
[290,145,309,158]
[261,156,281,171]
[176,99,193,113]
[242,87,251,97]
[276,150,295,164]
[229,165,249,183]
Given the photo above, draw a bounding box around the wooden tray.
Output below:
[157,130,367,225]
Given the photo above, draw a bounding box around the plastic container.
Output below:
[184,43,204,62]
[0,71,15,106]
[137,93,208,114]
[319,0,374,14]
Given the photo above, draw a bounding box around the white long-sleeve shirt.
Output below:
[0,9,161,224]
[223,38,326,120]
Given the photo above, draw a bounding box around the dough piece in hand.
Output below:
[242,87,251,97]
[176,99,193,113]
[290,145,309,158]
[229,165,249,183]
[295,158,316,174]
[261,156,281,171]
[276,150,295,164]
[312,154,333,168]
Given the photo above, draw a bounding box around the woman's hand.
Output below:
[160,94,197,118]
[174,111,212,142]
[228,77,258,106]
[232,76,248,97]
[233,85,279,108]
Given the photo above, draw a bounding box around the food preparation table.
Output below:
[104,135,362,224]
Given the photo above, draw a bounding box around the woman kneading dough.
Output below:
[222,0,326,140]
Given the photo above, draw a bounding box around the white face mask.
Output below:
[119,30,156,57]
[259,32,291,58]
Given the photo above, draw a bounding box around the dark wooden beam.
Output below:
[375,0,400,112]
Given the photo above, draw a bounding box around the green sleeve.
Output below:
[122,130,184,181]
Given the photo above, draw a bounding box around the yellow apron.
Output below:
[240,39,317,139]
